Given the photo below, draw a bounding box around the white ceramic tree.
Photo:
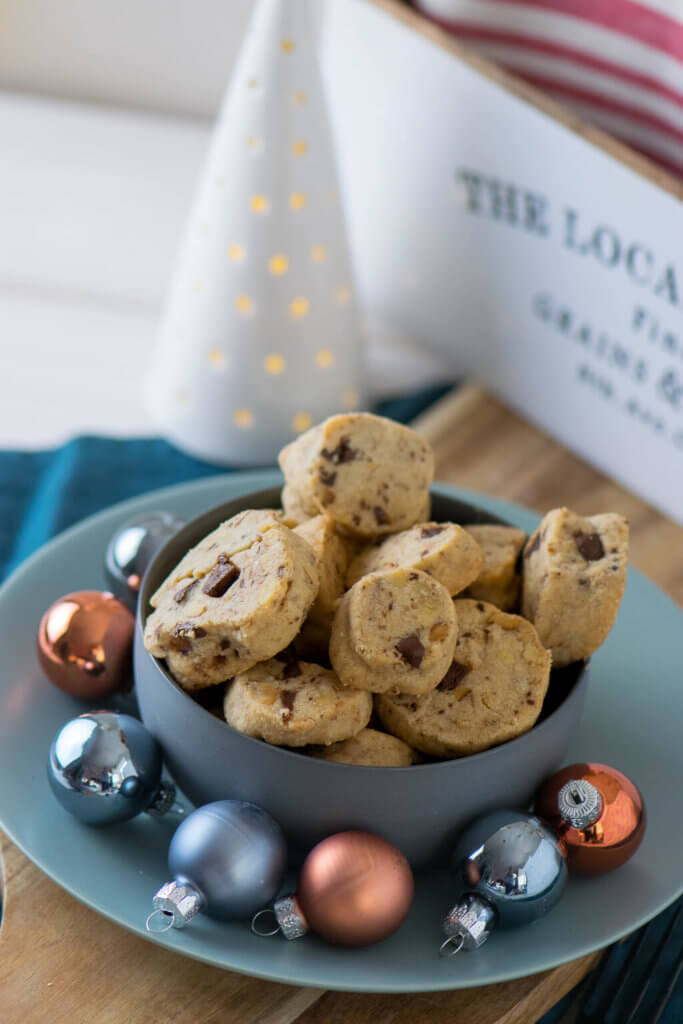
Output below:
[147,0,364,465]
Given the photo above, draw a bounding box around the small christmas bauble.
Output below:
[442,810,568,954]
[149,801,287,930]
[105,512,185,610]
[535,762,646,875]
[48,711,175,825]
[296,831,414,947]
[37,590,134,699]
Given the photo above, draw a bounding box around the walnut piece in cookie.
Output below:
[521,507,628,667]
[278,412,435,538]
[143,511,319,687]
[346,522,483,595]
[375,598,551,757]
[463,524,527,610]
[223,658,372,747]
[308,727,419,766]
[329,568,458,695]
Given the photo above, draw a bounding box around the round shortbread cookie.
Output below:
[281,484,316,527]
[521,507,628,667]
[294,515,356,630]
[375,598,551,757]
[278,412,434,538]
[464,524,527,611]
[346,522,483,595]
[329,568,458,695]
[308,727,419,766]
[223,657,372,747]
[143,512,319,687]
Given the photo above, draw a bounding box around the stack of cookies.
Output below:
[143,413,629,766]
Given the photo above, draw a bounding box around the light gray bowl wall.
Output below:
[135,487,588,867]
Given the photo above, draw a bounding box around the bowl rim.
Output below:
[136,484,588,773]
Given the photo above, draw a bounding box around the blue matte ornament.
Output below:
[440,810,568,956]
[105,511,185,610]
[48,711,180,825]
[146,801,288,932]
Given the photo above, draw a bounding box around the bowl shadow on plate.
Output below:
[134,487,588,867]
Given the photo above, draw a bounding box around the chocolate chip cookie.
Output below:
[223,657,372,747]
[464,524,527,610]
[278,412,435,538]
[346,522,483,595]
[375,598,551,757]
[309,727,419,766]
[521,507,629,666]
[295,515,356,625]
[329,568,458,695]
[144,511,319,687]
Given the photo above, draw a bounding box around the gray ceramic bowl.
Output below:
[134,486,588,867]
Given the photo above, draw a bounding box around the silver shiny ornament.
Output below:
[441,810,567,956]
[48,711,178,826]
[105,512,185,610]
[146,801,287,933]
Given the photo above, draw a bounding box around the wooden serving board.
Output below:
[1,385,681,1024]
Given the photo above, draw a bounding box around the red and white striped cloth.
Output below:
[415,0,683,177]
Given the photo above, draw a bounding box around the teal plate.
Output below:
[1,470,681,992]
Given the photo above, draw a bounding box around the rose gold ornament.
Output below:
[252,830,414,947]
[297,830,414,947]
[535,762,646,875]
[37,590,135,699]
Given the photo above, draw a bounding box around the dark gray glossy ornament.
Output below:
[146,800,287,932]
[48,711,178,825]
[105,512,185,610]
[441,810,567,956]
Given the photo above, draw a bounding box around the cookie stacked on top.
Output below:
[143,413,629,766]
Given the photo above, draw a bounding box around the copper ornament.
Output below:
[535,762,646,875]
[37,590,135,699]
[297,830,414,947]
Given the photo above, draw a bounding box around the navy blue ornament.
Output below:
[147,801,287,932]
[441,810,567,955]
[48,711,178,825]
[105,511,185,610]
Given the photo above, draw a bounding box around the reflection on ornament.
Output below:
[48,711,181,825]
[441,811,567,956]
[105,511,185,610]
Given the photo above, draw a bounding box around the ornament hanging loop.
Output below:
[439,933,465,958]
[145,909,176,934]
[251,908,281,937]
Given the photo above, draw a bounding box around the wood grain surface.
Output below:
[2,384,680,1024]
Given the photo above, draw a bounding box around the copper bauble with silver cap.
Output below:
[48,711,179,825]
[535,762,646,875]
[441,810,567,957]
[252,830,414,948]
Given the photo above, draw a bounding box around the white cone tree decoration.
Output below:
[147,0,365,464]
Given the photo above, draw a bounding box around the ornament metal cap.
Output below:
[146,780,183,819]
[557,779,603,830]
[251,893,309,941]
[146,880,204,932]
[441,894,497,956]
